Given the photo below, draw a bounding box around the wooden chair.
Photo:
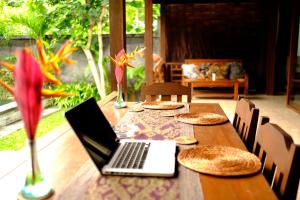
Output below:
[232,97,259,151]
[253,117,300,200]
[140,82,191,102]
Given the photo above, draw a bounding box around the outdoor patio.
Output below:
[1,0,300,199]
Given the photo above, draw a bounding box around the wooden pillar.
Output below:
[265,0,280,95]
[286,0,300,104]
[145,0,153,85]
[160,2,166,62]
[160,2,168,82]
[109,0,126,92]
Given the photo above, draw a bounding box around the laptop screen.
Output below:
[65,97,119,169]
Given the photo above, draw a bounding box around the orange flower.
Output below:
[36,39,77,85]
[0,39,77,98]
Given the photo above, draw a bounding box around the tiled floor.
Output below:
[193,95,300,199]
[193,95,300,144]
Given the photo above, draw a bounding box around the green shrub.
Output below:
[48,82,100,109]
[127,65,145,97]
[0,56,16,101]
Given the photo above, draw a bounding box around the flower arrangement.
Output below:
[0,39,76,199]
[109,47,144,108]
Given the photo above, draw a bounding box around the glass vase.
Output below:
[20,139,53,199]
[114,83,126,108]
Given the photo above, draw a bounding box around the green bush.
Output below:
[127,65,145,97]
[0,56,16,101]
[48,82,100,109]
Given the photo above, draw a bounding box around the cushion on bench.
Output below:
[182,61,245,80]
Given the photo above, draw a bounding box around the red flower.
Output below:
[14,49,43,140]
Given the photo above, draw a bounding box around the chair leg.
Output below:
[234,81,239,100]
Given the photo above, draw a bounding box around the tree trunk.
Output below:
[83,16,105,98]
[97,7,107,96]
[82,48,105,98]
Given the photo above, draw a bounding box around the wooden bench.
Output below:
[180,59,249,100]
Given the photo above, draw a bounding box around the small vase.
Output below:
[20,139,53,199]
[114,83,126,108]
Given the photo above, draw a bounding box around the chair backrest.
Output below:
[253,116,300,200]
[140,82,191,102]
[232,97,259,151]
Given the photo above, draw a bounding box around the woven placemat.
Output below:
[177,145,261,176]
[128,104,144,112]
[142,102,184,110]
[175,112,228,125]
[175,136,198,145]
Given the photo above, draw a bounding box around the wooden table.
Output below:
[182,78,247,100]
[0,101,277,200]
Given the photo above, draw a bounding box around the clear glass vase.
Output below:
[114,83,126,108]
[20,139,53,199]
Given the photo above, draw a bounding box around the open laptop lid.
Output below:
[65,97,119,170]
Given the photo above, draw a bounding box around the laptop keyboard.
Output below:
[112,142,150,169]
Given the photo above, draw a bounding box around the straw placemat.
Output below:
[142,102,184,110]
[128,104,144,112]
[175,136,198,145]
[177,145,261,176]
[175,112,228,125]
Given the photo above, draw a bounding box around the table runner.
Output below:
[59,104,203,200]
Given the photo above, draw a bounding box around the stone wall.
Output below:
[0,35,159,127]
[0,35,160,83]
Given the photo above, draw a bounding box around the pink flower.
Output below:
[14,49,43,140]
[114,49,126,84]
[115,63,124,84]
[109,48,144,85]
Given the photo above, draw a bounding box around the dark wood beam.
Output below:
[153,0,261,4]
[160,2,166,61]
[145,0,154,84]
[265,0,279,95]
[286,0,300,105]
[109,0,126,93]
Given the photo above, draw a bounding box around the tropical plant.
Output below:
[0,56,15,100]
[0,0,161,99]
[45,0,109,99]
[127,65,145,97]
[10,1,51,39]
[44,0,160,99]
[47,82,100,108]
[126,0,160,34]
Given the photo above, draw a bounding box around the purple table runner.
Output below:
[59,104,203,200]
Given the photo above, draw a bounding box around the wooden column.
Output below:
[160,2,168,82]
[160,2,166,62]
[109,0,126,92]
[265,1,280,95]
[286,0,300,105]
[145,0,153,85]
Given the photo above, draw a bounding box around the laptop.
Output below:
[65,97,176,177]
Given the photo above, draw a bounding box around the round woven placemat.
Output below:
[129,105,144,112]
[177,145,261,176]
[142,102,184,110]
[175,136,198,145]
[175,112,228,125]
